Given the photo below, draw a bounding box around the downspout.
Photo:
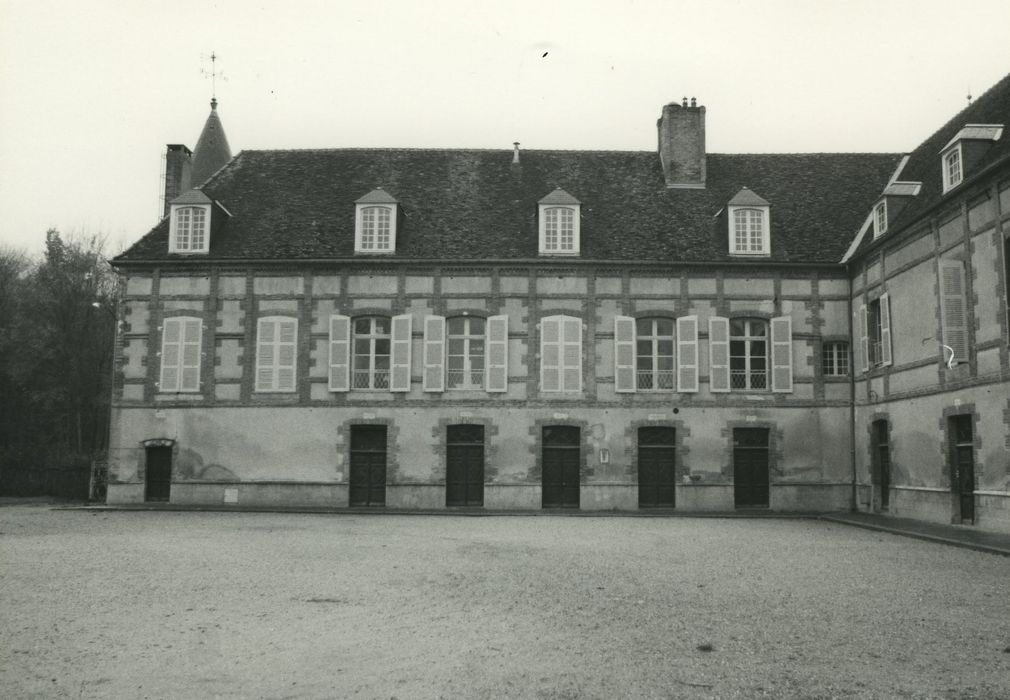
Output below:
[846,268,858,512]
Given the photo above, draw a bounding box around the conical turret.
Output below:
[190,98,232,186]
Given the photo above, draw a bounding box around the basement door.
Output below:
[638,426,676,508]
[733,428,770,508]
[350,425,387,507]
[144,445,172,502]
[446,425,484,507]
[542,426,580,508]
[872,419,891,511]
[950,415,975,524]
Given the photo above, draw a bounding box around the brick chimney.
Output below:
[657,97,706,189]
[163,144,193,217]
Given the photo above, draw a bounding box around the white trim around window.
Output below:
[942,144,963,193]
[354,204,397,253]
[538,206,580,255]
[873,200,887,238]
[169,204,211,254]
[728,206,770,256]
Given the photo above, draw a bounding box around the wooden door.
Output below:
[873,419,891,510]
[638,427,676,508]
[144,446,172,502]
[446,425,484,507]
[350,425,387,507]
[733,428,769,508]
[950,415,975,523]
[542,426,580,508]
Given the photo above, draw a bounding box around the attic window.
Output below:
[354,188,398,254]
[942,146,963,192]
[873,200,888,238]
[538,188,581,256]
[727,187,771,256]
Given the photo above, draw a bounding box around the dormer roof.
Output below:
[170,189,213,206]
[355,187,399,204]
[190,99,233,187]
[881,182,921,197]
[539,187,580,206]
[727,187,770,207]
[941,124,1004,151]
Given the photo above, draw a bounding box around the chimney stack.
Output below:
[657,98,706,189]
[163,144,193,217]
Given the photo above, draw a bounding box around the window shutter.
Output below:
[180,319,202,392]
[276,319,297,392]
[879,293,892,367]
[858,304,869,373]
[390,314,412,392]
[677,315,699,393]
[422,315,446,392]
[256,319,276,392]
[770,315,793,393]
[562,316,582,392]
[614,315,636,393]
[159,318,182,392]
[939,260,968,363]
[540,316,561,392]
[709,316,730,393]
[485,315,509,393]
[328,315,350,392]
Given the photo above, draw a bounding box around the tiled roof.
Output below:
[190,101,232,187]
[116,147,900,265]
[849,72,1010,259]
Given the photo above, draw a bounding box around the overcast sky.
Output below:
[1,0,1008,257]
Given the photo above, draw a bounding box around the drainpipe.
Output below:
[846,269,858,512]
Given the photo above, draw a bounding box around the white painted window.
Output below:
[352,317,391,389]
[729,318,768,390]
[541,315,582,392]
[873,200,888,237]
[355,205,396,253]
[543,208,575,253]
[447,317,485,390]
[729,208,770,255]
[169,205,210,253]
[942,145,963,192]
[256,316,297,393]
[159,316,202,392]
[861,294,893,371]
[635,318,675,391]
[822,341,850,377]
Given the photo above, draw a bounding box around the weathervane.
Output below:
[200,52,226,107]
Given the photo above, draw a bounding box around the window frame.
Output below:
[728,206,770,256]
[873,200,888,238]
[158,316,203,393]
[446,316,486,391]
[351,316,392,390]
[255,316,298,393]
[538,206,581,256]
[354,204,397,253]
[540,314,582,393]
[169,204,211,254]
[822,340,850,377]
[942,144,963,193]
[729,318,769,391]
[634,317,675,391]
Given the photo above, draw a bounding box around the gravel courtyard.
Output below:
[2,505,1009,699]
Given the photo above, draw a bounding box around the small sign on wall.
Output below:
[223,488,238,504]
[599,448,610,464]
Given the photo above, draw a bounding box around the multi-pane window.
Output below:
[543,207,575,252]
[873,201,887,237]
[173,206,207,252]
[822,341,850,377]
[732,209,765,254]
[943,147,963,191]
[353,317,391,389]
[447,317,485,390]
[359,206,392,251]
[729,319,767,390]
[868,300,884,367]
[636,318,675,390]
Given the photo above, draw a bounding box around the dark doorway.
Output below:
[446,425,484,507]
[350,425,387,507]
[144,445,172,502]
[872,419,891,510]
[638,426,676,508]
[542,426,580,508]
[950,415,975,523]
[733,428,770,508]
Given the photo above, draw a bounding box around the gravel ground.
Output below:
[1,505,1009,699]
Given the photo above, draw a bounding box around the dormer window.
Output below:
[538,188,581,256]
[942,146,963,192]
[168,190,213,254]
[727,187,770,256]
[355,188,398,254]
[873,200,888,237]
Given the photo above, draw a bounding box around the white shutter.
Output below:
[676,315,699,393]
[858,304,869,373]
[390,314,412,392]
[770,315,793,393]
[159,317,182,392]
[540,316,561,392]
[939,260,968,363]
[485,314,509,393]
[328,315,350,392]
[879,293,892,367]
[180,319,202,392]
[256,318,276,392]
[709,316,730,392]
[614,315,636,393]
[256,317,297,392]
[422,315,446,392]
[276,319,297,392]
[561,316,582,392]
